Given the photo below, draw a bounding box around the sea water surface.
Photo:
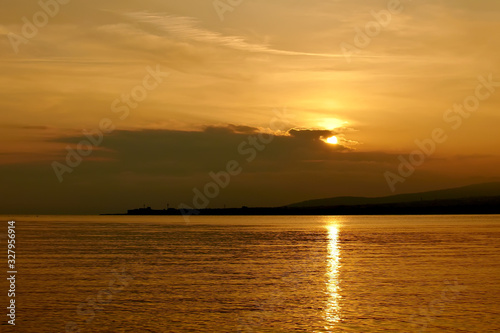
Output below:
[1,215,500,332]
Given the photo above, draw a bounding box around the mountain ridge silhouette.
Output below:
[287,182,500,208]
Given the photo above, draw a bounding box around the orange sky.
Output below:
[1,0,499,213]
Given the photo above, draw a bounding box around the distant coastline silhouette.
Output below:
[105,182,500,215]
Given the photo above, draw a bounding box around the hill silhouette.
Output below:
[111,182,500,216]
[287,182,500,208]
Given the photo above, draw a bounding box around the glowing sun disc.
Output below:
[326,136,338,145]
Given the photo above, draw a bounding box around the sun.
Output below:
[325,136,338,145]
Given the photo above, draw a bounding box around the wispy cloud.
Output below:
[124,12,343,58]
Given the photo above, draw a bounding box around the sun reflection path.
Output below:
[325,223,341,331]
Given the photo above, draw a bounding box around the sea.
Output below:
[1,215,499,332]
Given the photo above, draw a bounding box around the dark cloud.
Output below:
[223,124,259,134]
[288,128,335,140]
[49,126,376,175]
[0,125,464,214]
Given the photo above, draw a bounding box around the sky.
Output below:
[1,0,500,214]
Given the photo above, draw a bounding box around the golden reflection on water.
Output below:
[325,223,341,331]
